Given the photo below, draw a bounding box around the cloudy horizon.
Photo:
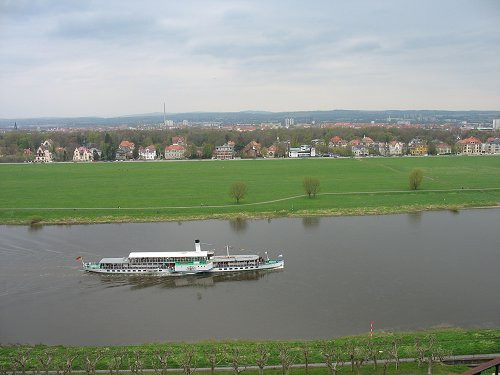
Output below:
[1,0,499,118]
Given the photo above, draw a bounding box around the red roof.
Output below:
[165,145,185,151]
[119,140,135,148]
[457,136,481,145]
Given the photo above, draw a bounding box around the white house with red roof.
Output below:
[172,136,186,146]
[116,140,135,160]
[139,145,157,160]
[34,140,54,163]
[73,146,93,162]
[329,136,348,148]
[388,141,405,156]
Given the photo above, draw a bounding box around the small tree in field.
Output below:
[229,182,248,204]
[303,177,320,198]
[409,168,423,190]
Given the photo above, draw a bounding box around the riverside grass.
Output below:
[0,329,498,373]
[0,156,499,224]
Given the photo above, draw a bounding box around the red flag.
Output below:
[75,256,82,261]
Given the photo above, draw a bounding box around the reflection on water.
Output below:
[229,217,248,232]
[302,217,320,228]
[407,211,423,224]
[95,270,278,290]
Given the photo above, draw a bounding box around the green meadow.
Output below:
[0,156,499,224]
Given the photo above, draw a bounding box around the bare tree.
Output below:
[380,351,391,375]
[229,182,248,204]
[303,177,320,198]
[107,351,126,375]
[254,344,270,375]
[389,337,401,371]
[12,348,33,375]
[366,338,379,369]
[130,351,144,375]
[415,335,449,375]
[177,346,196,375]
[61,354,78,375]
[321,341,344,375]
[228,347,247,375]
[414,337,427,368]
[83,351,104,375]
[346,340,356,372]
[278,344,294,375]
[353,345,367,375]
[205,346,222,375]
[300,343,311,375]
[153,347,172,375]
[39,350,55,375]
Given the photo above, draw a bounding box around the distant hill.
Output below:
[1,109,499,128]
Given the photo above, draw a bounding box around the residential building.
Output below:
[408,138,428,156]
[116,140,135,160]
[388,141,405,156]
[73,146,93,162]
[164,144,186,160]
[361,135,374,146]
[289,145,316,158]
[267,145,277,158]
[456,136,482,155]
[242,141,261,158]
[214,143,235,160]
[139,145,157,160]
[34,140,53,163]
[435,142,452,155]
[482,138,500,154]
[329,136,348,148]
[349,139,369,156]
[172,136,186,146]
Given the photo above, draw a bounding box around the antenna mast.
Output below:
[163,102,166,125]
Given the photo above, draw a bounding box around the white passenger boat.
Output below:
[80,240,284,275]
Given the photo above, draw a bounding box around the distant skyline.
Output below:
[1,0,499,118]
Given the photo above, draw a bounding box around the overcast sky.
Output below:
[1,0,499,118]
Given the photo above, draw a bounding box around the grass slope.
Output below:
[1,156,499,224]
[1,329,498,372]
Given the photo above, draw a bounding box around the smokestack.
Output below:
[195,239,201,252]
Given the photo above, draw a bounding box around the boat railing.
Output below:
[174,260,209,266]
[83,262,101,269]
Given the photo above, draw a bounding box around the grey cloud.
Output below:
[0,0,88,18]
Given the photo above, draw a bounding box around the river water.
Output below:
[0,209,499,345]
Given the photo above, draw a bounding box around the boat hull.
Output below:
[83,260,284,276]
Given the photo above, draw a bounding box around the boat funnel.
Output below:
[195,239,201,253]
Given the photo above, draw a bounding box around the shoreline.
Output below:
[2,203,499,226]
[1,328,498,373]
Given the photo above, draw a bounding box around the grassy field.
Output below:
[0,156,499,224]
[1,329,498,372]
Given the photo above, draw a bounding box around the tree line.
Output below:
[1,335,451,375]
[1,125,498,162]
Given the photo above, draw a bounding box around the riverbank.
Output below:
[1,156,500,225]
[3,202,500,226]
[1,329,498,373]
